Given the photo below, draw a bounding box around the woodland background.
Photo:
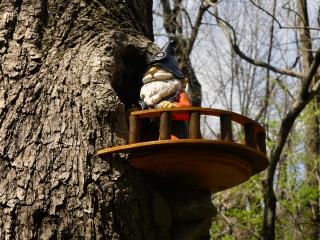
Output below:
[152,0,320,239]
[0,0,319,239]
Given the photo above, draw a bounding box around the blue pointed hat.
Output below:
[148,40,185,79]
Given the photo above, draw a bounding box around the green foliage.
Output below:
[211,101,320,239]
[210,175,265,239]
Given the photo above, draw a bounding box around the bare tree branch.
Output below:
[281,26,320,31]
[183,2,210,57]
[256,67,299,123]
[249,0,282,28]
[282,0,307,27]
[205,0,305,79]
[180,7,194,29]
[158,0,205,106]
[174,0,183,39]
[160,0,175,35]
[300,47,320,100]
[248,0,320,31]
[254,0,277,122]
[266,47,320,203]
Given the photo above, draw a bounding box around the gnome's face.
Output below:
[142,66,174,84]
[140,41,188,107]
[140,66,182,107]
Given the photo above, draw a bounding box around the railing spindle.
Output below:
[129,108,267,156]
[160,111,171,140]
[189,110,201,139]
[256,132,267,155]
[129,115,140,144]
[220,114,233,141]
[244,123,257,149]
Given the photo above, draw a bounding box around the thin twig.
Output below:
[205,0,305,79]
[249,0,282,28]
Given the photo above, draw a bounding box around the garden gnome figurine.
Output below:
[139,40,191,140]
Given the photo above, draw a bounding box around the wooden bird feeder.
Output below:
[98,107,269,193]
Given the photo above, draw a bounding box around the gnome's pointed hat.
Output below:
[148,40,185,79]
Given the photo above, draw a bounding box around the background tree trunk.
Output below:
[158,0,208,107]
[298,1,320,238]
[0,0,157,239]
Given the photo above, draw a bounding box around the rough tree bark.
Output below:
[0,0,158,239]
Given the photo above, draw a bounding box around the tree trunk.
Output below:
[0,0,157,239]
[305,97,320,239]
[297,0,320,238]
[159,0,205,107]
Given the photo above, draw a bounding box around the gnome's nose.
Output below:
[147,66,160,75]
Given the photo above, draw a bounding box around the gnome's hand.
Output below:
[158,101,177,109]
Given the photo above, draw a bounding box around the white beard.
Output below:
[140,79,182,107]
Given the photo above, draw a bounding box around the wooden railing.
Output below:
[129,107,267,155]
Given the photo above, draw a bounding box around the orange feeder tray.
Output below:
[98,107,269,193]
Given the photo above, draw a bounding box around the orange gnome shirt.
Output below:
[171,91,191,121]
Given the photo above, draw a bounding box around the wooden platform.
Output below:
[98,139,269,193]
[98,107,269,193]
